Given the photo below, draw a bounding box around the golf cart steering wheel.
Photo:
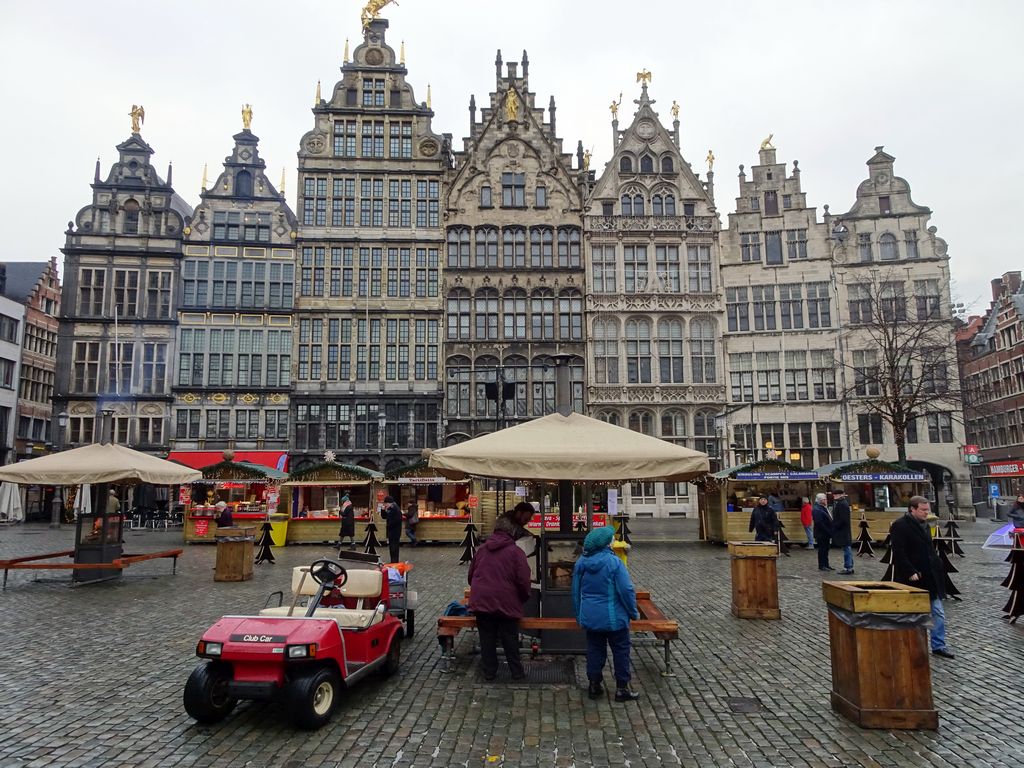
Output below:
[308,559,348,588]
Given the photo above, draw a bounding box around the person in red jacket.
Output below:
[800,496,814,549]
[468,516,532,681]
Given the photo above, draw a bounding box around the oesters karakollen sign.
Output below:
[840,473,926,482]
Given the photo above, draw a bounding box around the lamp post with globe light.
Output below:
[49,411,69,528]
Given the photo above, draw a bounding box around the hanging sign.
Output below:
[468,495,479,508]
[194,519,210,536]
[515,486,527,497]
[376,490,386,502]
[735,472,818,481]
[840,472,926,482]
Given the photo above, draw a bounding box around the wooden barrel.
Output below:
[214,526,255,582]
[727,541,781,619]
[822,580,937,729]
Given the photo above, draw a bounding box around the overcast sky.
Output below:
[1,0,1020,312]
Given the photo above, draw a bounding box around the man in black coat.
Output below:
[748,496,778,543]
[889,495,954,659]
[381,495,403,564]
[811,492,833,571]
[831,488,854,574]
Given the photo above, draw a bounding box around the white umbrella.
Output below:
[0,443,201,486]
[0,482,23,523]
[983,523,1023,550]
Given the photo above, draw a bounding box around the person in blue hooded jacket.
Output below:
[572,526,641,702]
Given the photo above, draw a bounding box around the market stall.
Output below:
[816,458,929,539]
[382,460,474,543]
[183,455,288,543]
[281,459,382,545]
[698,459,821,543]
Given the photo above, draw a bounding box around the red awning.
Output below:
[167,451,289,472]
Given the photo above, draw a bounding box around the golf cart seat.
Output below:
[257,566,387,628]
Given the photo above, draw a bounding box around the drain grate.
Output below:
[725,696,762,714]
[474,657,577,685]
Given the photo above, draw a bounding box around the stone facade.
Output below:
[0,293,23,465]
[56,133,190,451]
[443,51,586,443]
[584,84,725,516]
[172,125,297,456]
[293,19,446,472]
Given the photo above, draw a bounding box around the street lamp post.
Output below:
[50,411,69,528]
[377,410,386,473]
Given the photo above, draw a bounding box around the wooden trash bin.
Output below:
[214,526,255,582]
[822,580,937,730]
[728,541,781,619]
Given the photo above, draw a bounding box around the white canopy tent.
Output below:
[0,443,202,486]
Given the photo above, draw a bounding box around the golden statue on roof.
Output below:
[362,0,398,31]
[671,100,680,119]
[241,104,253,130]
[129,104,145,134]
[706,149,715,171]
[609,92,622,118]
[505,88,520,122]
[636,69,652,84]
[583,149,592,171]
[760,133,775,150]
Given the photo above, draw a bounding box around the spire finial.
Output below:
[201,163,208,191]
[427,83,432,109]
[279,167,286,196]
[344,38,350,63]
[315,80,322,106]
[400,40,405,65]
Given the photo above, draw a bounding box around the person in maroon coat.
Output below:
[468,516,532,681]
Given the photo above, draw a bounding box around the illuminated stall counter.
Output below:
[183,457,287,543]
[282,460,382,545]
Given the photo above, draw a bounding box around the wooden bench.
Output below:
[437,590,680,675]
[0,549,183,589]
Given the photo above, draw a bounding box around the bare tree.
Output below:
[837,268,964,464]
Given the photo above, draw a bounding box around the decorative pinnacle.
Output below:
[279,167,286,195]
[201,163,208,191]
[315,80,322,106]
[344,38,350,63]
[400,40,405,65]
[427,83,432,109]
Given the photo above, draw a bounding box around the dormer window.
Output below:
[236,170,253,198]
[879,196,892,215]
[661,157,674,173]
[640,155,654,173]
[122,200,140,234]
[620,156,633,173]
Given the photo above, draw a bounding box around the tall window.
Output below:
[415,179,439,227]
[816,422,842,464]
[619,156,633,173]
[447,227,470,268]
[764,231,783,265]
[592,245,616,293]
[756,352,781,402]
[361,120,385,157]
[504,355,529,418]
[474,289,499,340]
[593,318,619,384]
[812,352,836,399]
[853,349,880,396]
[858,413,883,444]
[333,120,357,157]
[535,186,547,207]
[389,121,412,158]
[751,285,776,331]
[176,410,201,440]
[658,319,685,383]
[927,413,954,443]
[661,157,674,173]
[475,227,499,268]
[904,230,919,259]
[558,290,583,340]
[848,283,872,324]
[779,284,804,329]
[879,233,899,261]
[362,77,385,106]
[446,289,470,340]
[740,233,761,262]
[624,245,648,293]
[479,186,492,208]
[625,318,652,384]
[530,289,555,340]
[693,410,718,457]
[729,353,753,402]
[784,350,809,401]
[690,319,716,383]
[78,268,106,316]
[122,200,140,234]
[113,269,139,316]
[629,410,654,434]
[915,279,941,319]
[640,155,654,173]
[530,227,554,268]
[531,357,556,416]
[502,227,526,268]
[141,343,167,395]
[661,410,687,444]
[726,287,749,332]
[621,192,644,216]
[106,341,134,395]
[686,245,712,292]
[557,228,581,268]
[858,233,872,262]
[72,342,100,393]
[764,190,779,216]
[474,356,499,418]
[921,348,949,394]
[302,177,327,226]
[786,229,808,259]
[879,281,907,322]
[806,282,831,328]
[501,173,526,207]
[503,289,527,340]
[146,271,172,319]
[655,246,681,292]
[788,423,814,467]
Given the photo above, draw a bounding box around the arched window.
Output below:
[474,355,500,417]
[502,227,526,268]
[661,156,674,173]
[690,318,716,383]
[557,227,581,267]
[446,355,471,416]
[593,318,619,384]
[620,156,633,173]
[479,185,492,208]
[658,318,685,383]
[595,410,621,426]
[621,193,633,216]
[446,289,470,340]
[122,199,140,234]
[625,318,652,384]
[532,356,555,416]
[558,289,583,340]
[474,288,499,340]
[531,289,555,340]
[664,194,676,216]
[693,409,719,456]
[652,195,663,217]
[475,227,498,268]
[570,355,585,413]
[633,194,645,216]
[447,227,470,268]
[503,355,528,418]
[503,289,527,340]
[628,410,654,435]
[661,410,687,444]
[640,155,654,173]
[879,233,900,261]
[530,226,554,268]
[235,170,253,198]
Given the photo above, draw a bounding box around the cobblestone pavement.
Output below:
[0,520,1022,767]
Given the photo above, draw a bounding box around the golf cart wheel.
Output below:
[403,609,415,639]
[286,666,340,730]
[382,636,401,677]
[183,662,237,724]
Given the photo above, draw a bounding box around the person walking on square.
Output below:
[468,516,531,681]
[381,495,403,564]
[800,496,815,549]
[832,488,855,574]
[812,492,834,571]
[889,495,955,659]
[573,526,640,702]
[405,500,419,547]
[1010,494,1024,529]
[337,491,356,549]
[749,496,779,543]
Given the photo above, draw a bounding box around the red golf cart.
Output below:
[184,558,403,729]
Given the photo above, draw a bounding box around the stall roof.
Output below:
[429,411,708,482]
[198,460,288,482]
[710,459,818,481]
[168,450,288,472]
[281,461,382,487]
[816,459,926,482]
[383,459,469,483]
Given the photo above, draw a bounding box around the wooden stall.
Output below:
[381,460,475,543]
[281,461,381,545]
[816,459,929,540]
[183,460,287,543]
[699,459,820,543]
